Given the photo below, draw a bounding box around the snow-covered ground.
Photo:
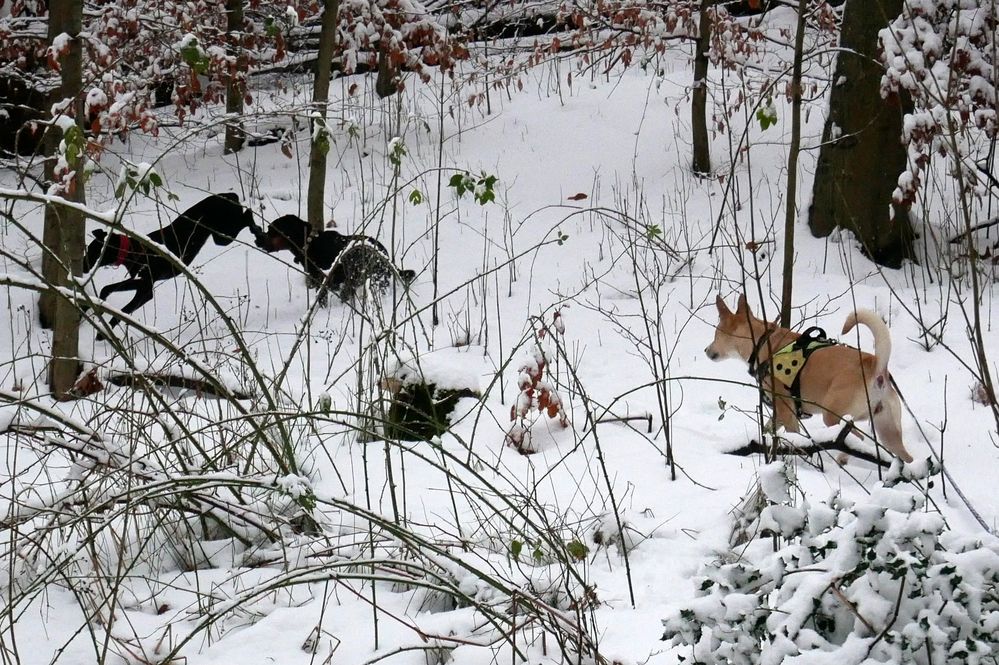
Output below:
[2,9,998,664]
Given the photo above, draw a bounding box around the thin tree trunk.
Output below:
[306,0,340,237]
[779,0,807,327]
[223,0,246,154]
[375,47,399,99]
[808,0,915,269]
[38,2,69,330]
[44,0,86,398]
[38,177,61,329]
[691,0,713,175]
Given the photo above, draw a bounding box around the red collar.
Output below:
[115,235,131,266]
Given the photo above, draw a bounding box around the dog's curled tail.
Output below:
[841,309,891,377]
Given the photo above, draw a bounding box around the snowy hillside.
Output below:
[2,6,998,665]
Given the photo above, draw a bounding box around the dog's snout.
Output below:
[705,346,720,361]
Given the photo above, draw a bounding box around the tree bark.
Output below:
[808,0,915,269]
[43,0,87,399]
[375,47,400,99]
[691,0,713,175]
[306,0,340,237]
[779,0,807,327]
[223,0,246,154]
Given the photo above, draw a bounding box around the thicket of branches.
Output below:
[1,0,998,663]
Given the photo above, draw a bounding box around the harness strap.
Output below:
[115,235,131,267]
[747,329,773,384]
[754,326,837,418]
[787,327,829,415]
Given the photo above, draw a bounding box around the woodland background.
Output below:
[1,1,999,663]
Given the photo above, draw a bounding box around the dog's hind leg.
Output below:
[872,392,913,462]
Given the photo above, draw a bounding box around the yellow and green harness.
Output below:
[748,326,838,417]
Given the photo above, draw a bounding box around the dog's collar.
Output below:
[115,235,131,266]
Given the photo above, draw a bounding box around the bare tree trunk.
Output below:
[375,47,400,99]
[779,0,807,327]
[43,0,87,398]
[38,174,61,330]
[38,3,68,330]
[691,0,713,175]
[223,0,246,154]
[808,0,915,268]
[306,0,340,237]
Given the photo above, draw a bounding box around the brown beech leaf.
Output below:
[567,192,588,201]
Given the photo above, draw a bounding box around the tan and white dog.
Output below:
[705,294,913,463]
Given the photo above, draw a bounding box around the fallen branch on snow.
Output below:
[728,422,891,467]
[107,372,252,401]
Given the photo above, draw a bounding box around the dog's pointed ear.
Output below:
[715,294,732,317]
[736,294,749,315]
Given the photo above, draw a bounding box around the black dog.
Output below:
[83,193,260,331]
[254,214,415,302]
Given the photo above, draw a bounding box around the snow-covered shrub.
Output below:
[506,310,570,454]
[881,0,997,206]
[662,461,999,664]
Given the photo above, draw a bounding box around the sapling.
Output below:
[506,310,570,454]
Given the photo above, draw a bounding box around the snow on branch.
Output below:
[881,0,997,205]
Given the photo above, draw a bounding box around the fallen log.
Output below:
[107,372,251,401]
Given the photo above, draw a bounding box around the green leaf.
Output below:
[315,131,330,157]
[388,139,406,166]
[510,540,523,561]
[297,490,317,512]
[408,189,424,205]
[756,102,778,131]
[179,39,210,75]
[566,539,589,561]
[264,17,280,38]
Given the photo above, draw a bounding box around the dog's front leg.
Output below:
[99,277,146,301]
[773,398,802,434]
[118,279,155,318]
[765,381,801,435]
[306,263,328,292]
[95,278,153,340]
